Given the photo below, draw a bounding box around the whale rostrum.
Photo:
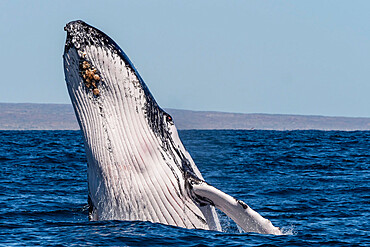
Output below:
[63,20,282,235]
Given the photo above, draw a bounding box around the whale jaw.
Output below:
[63,20,282,235]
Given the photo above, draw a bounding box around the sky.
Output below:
[0,1,369,117]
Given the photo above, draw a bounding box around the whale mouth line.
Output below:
[63,20,282,235]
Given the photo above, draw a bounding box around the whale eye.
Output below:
[166,114,173,122]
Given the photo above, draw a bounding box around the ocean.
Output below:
[0,130,368,246]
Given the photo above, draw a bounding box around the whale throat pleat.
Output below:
[64,43,210,229]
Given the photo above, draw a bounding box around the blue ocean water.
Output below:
[0,130,368,246]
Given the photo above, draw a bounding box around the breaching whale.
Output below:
[63,20,282,235]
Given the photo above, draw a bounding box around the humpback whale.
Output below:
[63,20,282,235]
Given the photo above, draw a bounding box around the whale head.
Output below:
[64,20,173,144]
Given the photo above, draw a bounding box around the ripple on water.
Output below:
[0,130,369,246]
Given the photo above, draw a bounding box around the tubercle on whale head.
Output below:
[64,20,133,70]
[63,20,119,60]
[64,20,95,52]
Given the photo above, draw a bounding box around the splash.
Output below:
[280,225,296,236]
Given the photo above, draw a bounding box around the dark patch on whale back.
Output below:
[237,200,249,210]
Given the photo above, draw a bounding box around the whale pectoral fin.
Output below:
[186,174,282,235]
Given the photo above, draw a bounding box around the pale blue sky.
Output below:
[1,1,369,117]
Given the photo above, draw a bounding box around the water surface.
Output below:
[0,130,368,246]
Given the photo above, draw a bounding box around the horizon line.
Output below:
[1,102,369,119]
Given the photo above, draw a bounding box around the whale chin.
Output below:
[63,20,282,235]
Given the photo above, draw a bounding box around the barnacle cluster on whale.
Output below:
[79,59,101,96]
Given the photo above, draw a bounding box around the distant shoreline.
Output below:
[1,103,369,131]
